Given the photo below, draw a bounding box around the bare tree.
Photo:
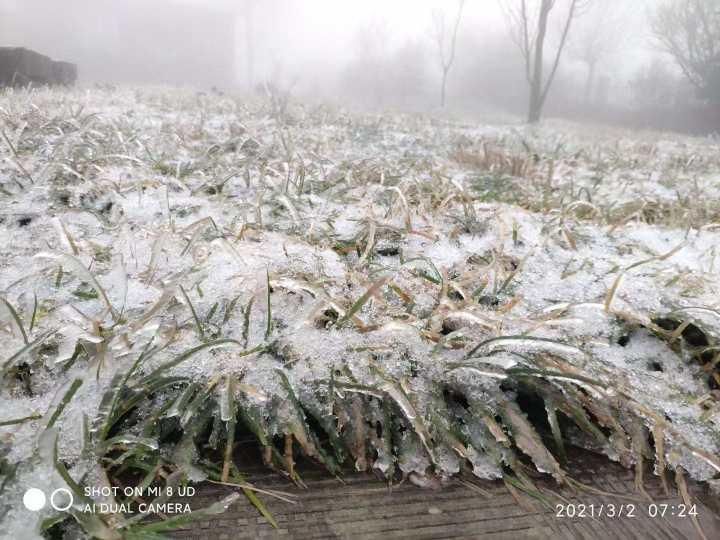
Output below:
[571,1,625,104]
[431,0,466,108]
[651,0,720,101]
[501,0,588,122]
[243,0,256,90]
[346,20,392,107]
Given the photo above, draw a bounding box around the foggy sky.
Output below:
[0,0,668,114]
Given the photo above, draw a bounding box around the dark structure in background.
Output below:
[0,47,77,87]
[0,0,236,88]
[53,61,78,86]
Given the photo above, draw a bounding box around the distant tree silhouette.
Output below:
[431,0,466,108]
[501,0,589,123]
[652,0,720,102]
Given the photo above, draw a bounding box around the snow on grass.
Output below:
[0,86,719,538]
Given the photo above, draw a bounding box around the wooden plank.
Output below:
[168,451,720,539]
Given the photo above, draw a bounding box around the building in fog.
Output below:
[0,0,237,88]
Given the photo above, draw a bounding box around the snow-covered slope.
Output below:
[0,87,718,538]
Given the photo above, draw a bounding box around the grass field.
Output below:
[1,86,719,538]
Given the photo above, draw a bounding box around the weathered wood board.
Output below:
[169,450,719,539]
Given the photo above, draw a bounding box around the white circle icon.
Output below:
[50,488,74,511]
[23,488,46,511]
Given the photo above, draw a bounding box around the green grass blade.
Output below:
[0,297,28,344]
[231,463,279,528]
[29,292,38,332]
[0,413,42,426]
[45,378,83,430]
[142,339,242,382]
[180,284,205,340]
[335,275,390,327]
[2,328,53,373]
[265,268,272,339]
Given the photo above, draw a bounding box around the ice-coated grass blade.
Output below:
[335,274,391,328]
[142,338,244,382]
[604,242,684,312]
[203,462,284,529]
[45,429,119,539]
[275,368,341,474]
[29,292,38,332]
[180,284,205,340]
[675,468,709,540]
[0,297,28,344]
[544,401,567,464]
[44,378,83,430]
[230,463,279,529]
[221,375,236,481]
[51,253,119,320]
[0,413,42,426]
[222,294,241,327]
[402,256,442,285]
[501,400,565,483]
[465,335,585,361]
[242,296,255,347]
[98,338,159,440]
[265,268,273,339]
[1,127,33,186]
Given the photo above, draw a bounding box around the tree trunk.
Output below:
[528,80,543,123]
[584,61,596,104]
[440,68,448,107]
[527,0,553,123]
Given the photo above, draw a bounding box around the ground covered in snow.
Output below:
[1,87,719,538]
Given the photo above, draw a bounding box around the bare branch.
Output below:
[500,0,589,122]
[446,0,466,73]
[651,0,720,94]
[431,0,466,106]
[540,0,581,105]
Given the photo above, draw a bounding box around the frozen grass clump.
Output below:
[0,86,719,538]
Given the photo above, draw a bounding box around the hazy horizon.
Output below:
[0,0,697,126]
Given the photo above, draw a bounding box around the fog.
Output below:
[0,0,713,131]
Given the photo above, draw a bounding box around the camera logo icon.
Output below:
[22,488,46,511]
[23,488,74,512]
